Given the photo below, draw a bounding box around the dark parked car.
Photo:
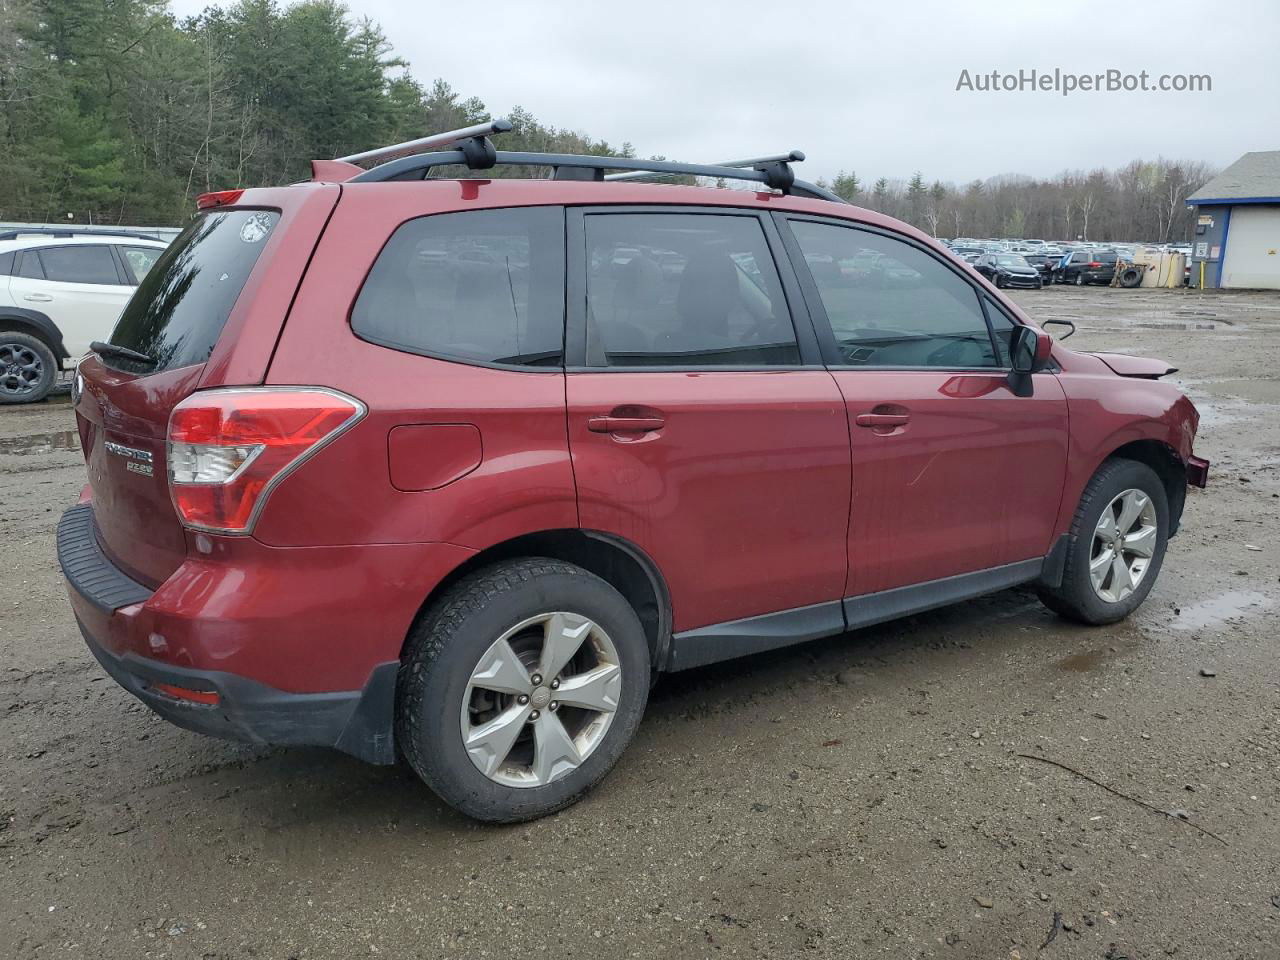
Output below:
[1021,252,1056,285]
[974,252,1043,289]
[1060,249,1118,285]
[58,122,1208,823]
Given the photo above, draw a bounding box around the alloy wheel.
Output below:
[0,342,43,398]
[460,612,622,788]
[1089,488,1158,603]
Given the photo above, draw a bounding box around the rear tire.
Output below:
[1074,273,1085,286]
[396,558,650,823]
[1037,459,1170,625]
[0,331,57,404]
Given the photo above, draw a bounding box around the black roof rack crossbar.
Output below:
[349,149,845,203]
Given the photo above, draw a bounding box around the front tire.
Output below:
[0,332,57,404]
[1038,459,1170,625]
[396,558,650,823]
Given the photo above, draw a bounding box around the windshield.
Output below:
[107,209,279,372]
[995,255,1028,267]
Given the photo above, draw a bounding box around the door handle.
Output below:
[855,413,910,428]
[588,415,665,434]
[23,293,53,302]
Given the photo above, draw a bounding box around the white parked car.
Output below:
[0,232,169,403]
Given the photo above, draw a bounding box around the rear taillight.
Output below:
[1088,261,1102,268]
[167,388,365,535]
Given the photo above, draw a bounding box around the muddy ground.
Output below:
[2,286,1278,959]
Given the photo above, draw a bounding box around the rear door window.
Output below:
[37,245,122,285]
[107,209,280,372]
[582,211,799,367]
[351,206,565,367]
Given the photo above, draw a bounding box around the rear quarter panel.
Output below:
[256,182,577,549]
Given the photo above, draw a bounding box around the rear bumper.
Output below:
[77,617,399,763]
[57,503,477,763]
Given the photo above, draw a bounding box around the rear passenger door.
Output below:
[564,207,851,657]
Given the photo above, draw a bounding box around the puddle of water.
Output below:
[1169,591,1273,632]
[1058,649,1108,672]
[0,429,80,456]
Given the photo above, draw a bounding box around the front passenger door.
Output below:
[779,216,1069,599]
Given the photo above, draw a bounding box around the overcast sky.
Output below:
[169,0,1279,185]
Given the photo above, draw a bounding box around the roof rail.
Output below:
[0,226,164,242]
[336,119,514,168]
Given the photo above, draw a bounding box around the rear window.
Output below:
[1096,251,1118,262]
[107,209,279,372]
[350,207,565,367]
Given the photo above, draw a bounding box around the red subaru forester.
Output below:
[58,124,1208,822]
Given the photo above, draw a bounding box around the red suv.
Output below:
[58,124,1208,822]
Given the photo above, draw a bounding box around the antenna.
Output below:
[604,150,805,182]
[336,119,513,167]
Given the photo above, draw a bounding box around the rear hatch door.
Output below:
[76,186,339,586]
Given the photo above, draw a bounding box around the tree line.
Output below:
[0,0,633,226]
[1,0,1215,241]
[817,159,1215,243]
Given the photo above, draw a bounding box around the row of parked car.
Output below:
[942,238,1193,291]
[944,239,1125,289]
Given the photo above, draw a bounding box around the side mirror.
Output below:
[1010,324,1053,374]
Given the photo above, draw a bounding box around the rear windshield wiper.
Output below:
[90,341,156,366]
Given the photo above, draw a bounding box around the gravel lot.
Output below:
[2,286,1278,959]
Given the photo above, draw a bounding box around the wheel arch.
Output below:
[405,529,673,675]
[1103,439,1188,535]
[0,307,69,360]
